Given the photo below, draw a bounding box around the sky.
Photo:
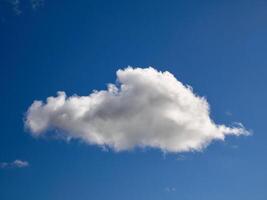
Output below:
[1,0,267,199]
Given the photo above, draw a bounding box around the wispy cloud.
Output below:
[176,155,186,161]
[31,0,44,10]
[3,0,22,15]
[225,111,233,116]
[1,0,44,15]
[230,144,239,149]
[12,0,21,15]
[0,160,29,169]
[165,187,176,192]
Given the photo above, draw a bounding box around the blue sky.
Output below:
[1,0,267,199]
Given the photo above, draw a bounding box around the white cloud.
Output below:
[25,67,250,152]
[176,155,186,161]
[0,160,29,169]
[165,187,176,192]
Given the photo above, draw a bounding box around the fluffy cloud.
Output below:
[0,160,29,169]
[25,67,249,152]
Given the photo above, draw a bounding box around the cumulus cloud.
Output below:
[25,67,249,152]
[0,160,29,169]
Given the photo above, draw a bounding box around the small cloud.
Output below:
[1,0,44,16]
[0,160,29,169]
[9,0,22,15]
[176,155,186,161]
[31,0,44,10]
[225,111,232,116]
[1,0,22,15]
[230,145,239,149]
[165,187,176,192]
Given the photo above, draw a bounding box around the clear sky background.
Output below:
[0,0,267,199]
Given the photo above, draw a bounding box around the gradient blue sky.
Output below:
[0,0,267,199]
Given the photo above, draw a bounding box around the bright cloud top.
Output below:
[25,67,249,152]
